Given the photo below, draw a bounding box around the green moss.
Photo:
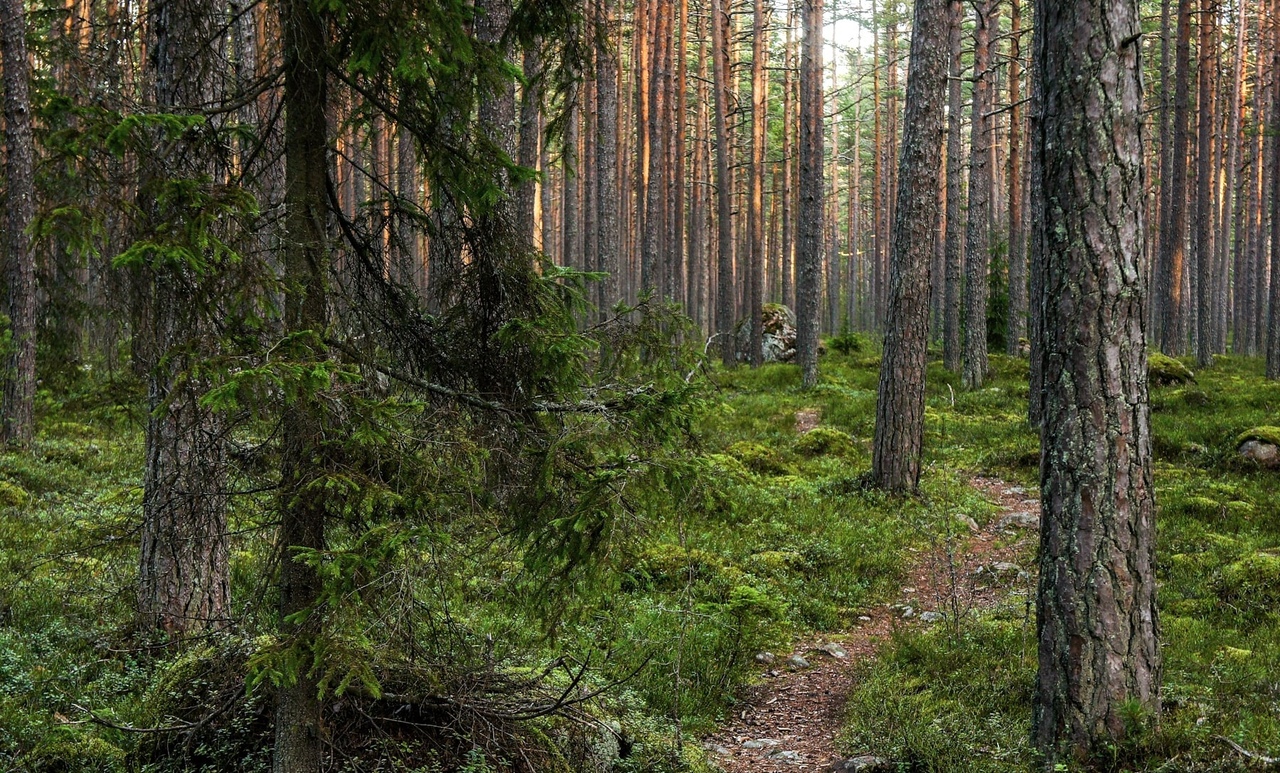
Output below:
[726,440,794,475]
[793,426,855,457]
[24,731,127,772]
[1149,352,1196,386]
[1236,426,1280,448]
[0,479,28,508]
[1216,552,1280,608]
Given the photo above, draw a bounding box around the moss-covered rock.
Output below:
[726,441,794,475]
[1236,426,1280,448]
[1236,427,1280,468]
[0,479,28,508]
[1148,352,1196,386]
[1215,551,1280,607]
[794,426,855,457]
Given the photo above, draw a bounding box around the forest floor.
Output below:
[702,475,1040,772]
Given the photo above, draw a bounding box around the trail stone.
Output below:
[787,655,811,669]
[816,642,848,659]
[954,513,980,532]
[919,611,944,623]
[744,738,780,750]
[831,756,894,772]
[996,511,1039,530]
[755,651,776,664]
[769,749,804,764]
[703,742,731,756]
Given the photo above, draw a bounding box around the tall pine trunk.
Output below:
[0,0,37,448]
[275,0,330,769]
[1032,0,1161,762]
[711,0,735,365]
[871,0,952,491]
[942,0,964,373]
[796,0,824,387]
[961,0,995,389]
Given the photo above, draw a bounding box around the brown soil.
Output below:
[794,409,822,434]
[701,476,1039,771]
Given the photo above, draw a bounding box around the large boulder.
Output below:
[735,303,798,363]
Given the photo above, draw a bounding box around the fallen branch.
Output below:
[1219,736,1280,767]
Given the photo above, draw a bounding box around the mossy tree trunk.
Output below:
[1032,0,1161,764]
[871,0,952,492]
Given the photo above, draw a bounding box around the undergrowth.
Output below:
[839,353,1280,772]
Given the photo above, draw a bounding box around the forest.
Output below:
[1,0,1279,770]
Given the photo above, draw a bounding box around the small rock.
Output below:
[769,749,804,764]
[703,743,731,756]
[743,738,780,750]
[902,586,917,594]
[1007,486,1027,495]
[787,655,811,669]
[919,611,944,623]
[954,513,980,532]
[831,755,894,772]
[980,561,1023,579]
[857,615,872,623]
[996,511,1039,531]
[1239,439,1280,468]
[900,606,915,619]
[816,642,848,659]
[764,669,780,678]
[755,651,776,664]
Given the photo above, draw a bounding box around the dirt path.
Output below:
[701,476,1040,772]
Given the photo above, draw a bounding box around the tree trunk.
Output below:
[1032,0,1161,763]
[871,0,952,492]
[797,0,824,387]
[961,0,995,389]
[748,0,768,366]
[1005,0,1025,355]
[1194,0,1217,366]
[275,0,330,769]
[711,0,735,365]
[1269,11,1280,379]
[517,47,541,248]
[0,0,37,449]
[942,0,964,373]
[781,11,795,312]
[1158,0,1193,354]
[596,0,620,319]
[136,0,232,636]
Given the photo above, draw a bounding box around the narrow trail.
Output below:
[702,476,1041,772]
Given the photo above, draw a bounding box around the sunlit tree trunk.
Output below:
[711,0,735,365]
[1032,0,1161,763]
[871,0,952,491]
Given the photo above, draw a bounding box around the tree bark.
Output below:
[275,0,330,768]
[797,0,824,387]
[596,0,620,319]
[1032,0,1161,763]
[1158,0,1193,354]
[0,0,37,449]
[942,0,964,373]
[1269,10,1280,379]
[1005,0,1026,355]
[1194,0,1217,366]
[711,0,735,365]
[748,0,768,366]
[961,0,995,389]
[135,0,232,636]
[871,0,952,492]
